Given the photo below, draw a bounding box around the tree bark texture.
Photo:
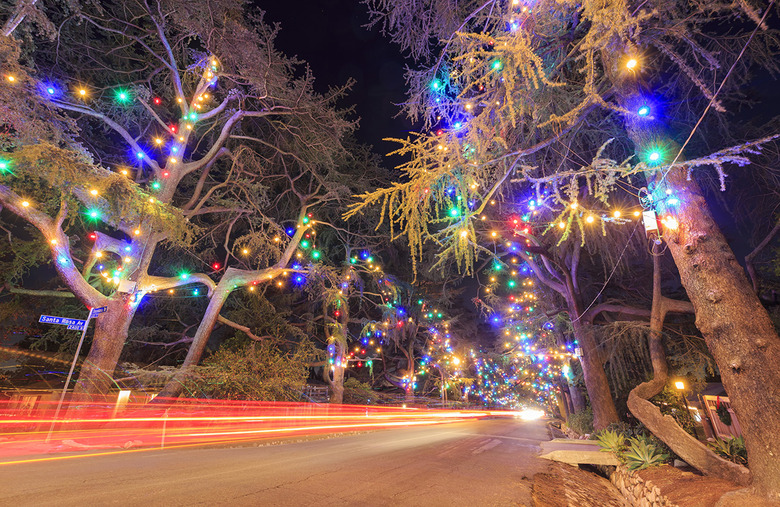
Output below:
[658,168,780,497]
[570,314,620,430]
[74,296,138,397]
[627,250,751,486]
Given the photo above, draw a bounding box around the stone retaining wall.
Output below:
[611,465,676,507]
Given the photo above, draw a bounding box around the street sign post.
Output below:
[43,306,108,442]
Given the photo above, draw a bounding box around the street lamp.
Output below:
[674,380,688,413]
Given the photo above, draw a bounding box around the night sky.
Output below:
[260,0,414,153]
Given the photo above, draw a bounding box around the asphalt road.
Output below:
[0,417,552,506]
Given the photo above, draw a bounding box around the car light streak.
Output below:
[0,397,526,465]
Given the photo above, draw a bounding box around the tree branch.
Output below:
[216,315,263,341]
[745,222,780,293]
[140,273,216,296]
[0,185,108,307]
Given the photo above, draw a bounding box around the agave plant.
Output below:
[709,436,748,466]
[596,429,626,455]
[623,436,670,470]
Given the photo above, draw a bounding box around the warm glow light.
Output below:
[626,58,638,69]
[518,408,545,421]
[90,189,99,196]
[675,381,685,390]
[613,210,621,218]
[586,215,595,223]
[21,201,29,207]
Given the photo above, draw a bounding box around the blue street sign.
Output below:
[91,306,108,315]
[39,315,87,328]
[67,324,85,331]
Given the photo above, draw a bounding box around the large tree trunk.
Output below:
[326,343,345,404]
[657,168,780,497]
[404,342,415,403]
[568,376,586,413]
[570,314,620,430]
[74,295,137,397]
[157,284,232,398]
[603,49,780,496]
[627,249,751,486]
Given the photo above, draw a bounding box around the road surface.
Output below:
[0,417,552,506]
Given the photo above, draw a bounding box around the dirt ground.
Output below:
[532,462,629,506]
[638,465,741,507]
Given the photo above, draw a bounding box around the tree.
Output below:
[358,0,780,497]
[1,0,353,395]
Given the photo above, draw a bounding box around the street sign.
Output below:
[67,324,85,331]
[39,315,87,328]
[91,306,108,316]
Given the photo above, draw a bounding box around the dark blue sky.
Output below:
[260,0,414,152]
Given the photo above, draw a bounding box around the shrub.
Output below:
[187,340,313,401]
[342,377,375,404]
[566,407,594,436]
[709,436,748,466]
[623,436,670,470]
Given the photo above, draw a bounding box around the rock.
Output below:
[673,459,689,468]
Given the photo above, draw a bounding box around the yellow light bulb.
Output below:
[78,88,87,96]
[613,210,621,218]
[626,58,638,69]
[242,248,249,255]
[155,138,163,145]
[633,210,641,217]
[21,201,29,207]
[134,229,141,236]
[586,216,595,223]
[558,221,565,229]
[7,75,15,82]
[90,189,99,196]
[124,257,131,263]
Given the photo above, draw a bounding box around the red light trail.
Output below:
[0,397,519,465]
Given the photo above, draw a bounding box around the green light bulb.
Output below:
[115,88,130,103]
